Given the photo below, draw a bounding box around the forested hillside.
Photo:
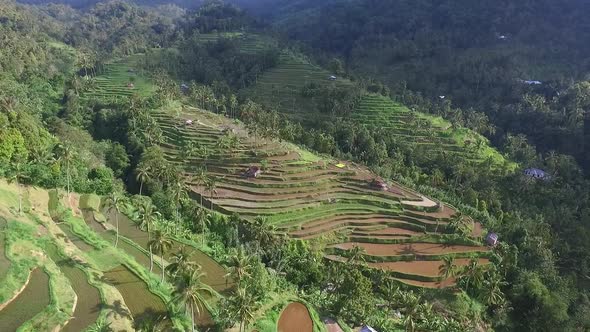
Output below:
[257,0,590,172]
[1,0,590,331]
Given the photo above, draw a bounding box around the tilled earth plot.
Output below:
[155,106,490,288]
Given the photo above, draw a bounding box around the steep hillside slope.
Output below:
[83,55,491,288]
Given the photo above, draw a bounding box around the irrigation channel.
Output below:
[0,269,51,332]
[277,302,313,332]
[45,243,101,332]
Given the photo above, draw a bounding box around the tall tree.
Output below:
[166,246,198,282]
[7,161,28,215]
[231,286,257,332]
[205,176,217,210]
[438,256,457,280]
[149,229,173,282]
[225,247,253,288]
[56,142,75,205]
[135,165,151,196]
[172,267,219,332]
[136,201,161,272]
[105,192,127,248]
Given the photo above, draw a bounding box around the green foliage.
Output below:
[332,268,374,324]
[79,193,101,211]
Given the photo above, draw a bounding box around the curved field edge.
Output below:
[254,296,326,332]
[47,189,191,330]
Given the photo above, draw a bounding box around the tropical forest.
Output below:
[0,0,589,331]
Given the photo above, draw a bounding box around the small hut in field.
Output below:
[524,168,550,180]
[243,166,262,178]
[486,232,499,246]
[360,325,378,332]
[185,119,193,126]
[180,83,189,94]
[127,82,135,89]
[370,178,388,191]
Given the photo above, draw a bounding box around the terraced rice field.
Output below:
[244,53,349,124]
[193,32,277,54]
[99,209,231,291]
[153,106,489,287]
[80,55,491,288]
[103,265,169,324]
[45,244,101,332]
[84,54,154,101]
[0,269,51,332]
[351,94,509,166]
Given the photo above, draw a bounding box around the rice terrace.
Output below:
[5,0,587,331]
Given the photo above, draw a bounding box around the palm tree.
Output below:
[205,177,217,210]
[134,315,168,332]
[105,192,127,248]
[479,272,507,307]
[7,161,28,214]
[438,256,457,280]
[57,143,75,206]
[87,318,113,332]
[399,291,420,332]
[172,267,219,332]
[149,230,173,282]
[448,212,471,236]
[232,286,257,332]
[345,245,366,265]
[166,246,198,281]
[380,280,401,310]
[181,141,198,166]
[137,201,161,272]
[136,165,151,196]
[194,207,207,246]
[459,258,486,290]
[193,167,208,207]
[225,247,253,287]
[170,178,189,233]
[250,216,279,248]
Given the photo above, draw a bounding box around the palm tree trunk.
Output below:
[66,161,71,207]
[149,244,154,273]
[161,254,165,282]
[190,301,195,332]
[139,180,143,196]
[17,180,22,214]
[115,213,119,247]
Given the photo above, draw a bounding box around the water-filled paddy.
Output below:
[103,265,170,326]
[45,244,101,332]
[102,210,231,291]
[57,223,95,252]
[0,268,51,332]
[99,210,229,328]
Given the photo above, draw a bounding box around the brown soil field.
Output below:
[357,227,422,236]
[368,258,490,276]
[277,302,313,332]
[331,242,488,256]
[395,277,456,289]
